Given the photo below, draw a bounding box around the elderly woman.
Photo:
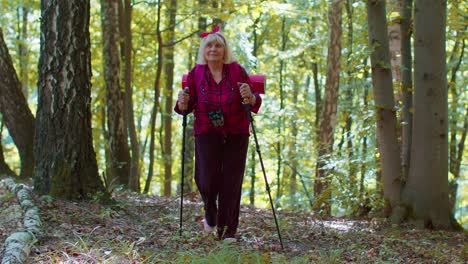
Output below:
[174,25,262,240]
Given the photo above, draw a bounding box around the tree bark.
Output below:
[400,0,413,182]
[314,0,344,215]
[101,0,131,186]
[17,5,30,98]
[366,0,402,217]
[248,13,262,206]
[447,30,465,215]
[34,0,107,199]
[312,60,321,130]
[289,79,299,196]
[344,0,357,198]
[163,0,177,197]
[144,0,163,194]
[403,0,458,229]
[276,16,288,203]
[183,44,196,195]
[359,58,370,204]
[121,0,140,192]
[387,0,402,83]
[0,28,35,179]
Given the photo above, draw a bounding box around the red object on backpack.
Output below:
[182,74,265,94]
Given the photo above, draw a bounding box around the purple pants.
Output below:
[194,133,249,238]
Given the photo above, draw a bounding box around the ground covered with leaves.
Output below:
[1,184,466,263]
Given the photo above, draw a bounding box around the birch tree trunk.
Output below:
[101,0,131,186]
[366,0,402,217]
[0,28,35,179]
[403,0,459,229]
[34,0,107,199]
[314,0,343,215]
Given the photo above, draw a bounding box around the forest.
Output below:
[0,0,466,262]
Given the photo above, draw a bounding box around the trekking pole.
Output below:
[241,94,284,250]
[179,89,189,237]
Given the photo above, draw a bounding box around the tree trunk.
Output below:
[121,0,140,192]
[17,5,29,98]
[403,0,458,229]
[144,0,163,194]
[276,16,288,203]
[400,0,413,182]
[289,79,299,196]
[344,0,357,199]
[449,108,466,215]
[249,13,262,206]
[183,44,196,194]
[367,0,402,217]
[312,60,321,130]
[163,0,177,197]
[34,0,107,200]
[100,105,113,189]
[359,58,370,203]
[448,27,465,215]
[314,0,344,215]
[387,0,402,84]
[0,28,35,179]
[101,0,131,186]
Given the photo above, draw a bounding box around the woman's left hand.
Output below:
[238,82,256,106]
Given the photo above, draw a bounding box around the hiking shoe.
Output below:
[222,237,237,243]
[203,218,214,232]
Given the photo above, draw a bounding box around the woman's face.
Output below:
[204,40,225,64]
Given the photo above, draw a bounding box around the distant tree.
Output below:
[120,0,141,191]
[34,0,107,199]
[447,3,466,214]
[314,0,344,215]
[163,0,177,197]
[101,0,131,186]
[144,0,163,194]
[276,16,288,202]
[247,11,264,205]
[0,27,35,179]
[17,3,30,97]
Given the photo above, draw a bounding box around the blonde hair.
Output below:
[196,31,235,64]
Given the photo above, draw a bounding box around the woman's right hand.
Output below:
[178,88,190,111]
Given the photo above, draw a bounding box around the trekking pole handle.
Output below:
[180,87,189,114]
